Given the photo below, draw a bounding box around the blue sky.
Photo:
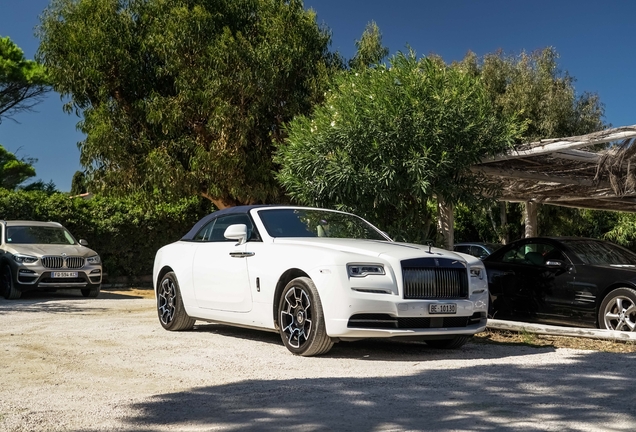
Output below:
[1,0,635,191]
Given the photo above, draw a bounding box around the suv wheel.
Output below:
[2,265,21,300]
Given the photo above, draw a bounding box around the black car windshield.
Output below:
[6,226,76,245]
[258,208,388,241]
[562,239,636,266]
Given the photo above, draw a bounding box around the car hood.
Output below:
[272,238,471,262]
[5,244,97,257]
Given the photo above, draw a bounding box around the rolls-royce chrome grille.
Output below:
[402,258,469,299]
[41,256,85,269]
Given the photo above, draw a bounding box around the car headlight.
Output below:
[13,254,38,264]
[347,264,385,277]
[470,266,485,280]
[87,255,101,265]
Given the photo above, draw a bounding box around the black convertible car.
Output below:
[483,237,636,331]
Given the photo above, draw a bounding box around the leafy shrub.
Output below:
[0,190,211,280]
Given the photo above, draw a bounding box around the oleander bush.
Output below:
[0,190,212,281]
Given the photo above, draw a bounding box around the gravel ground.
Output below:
[1,288,635,432]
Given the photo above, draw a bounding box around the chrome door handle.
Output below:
[229,251,255,258]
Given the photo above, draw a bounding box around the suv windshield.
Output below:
[562,239,636,266]
[6,226,76,245]
[258,208,388,241]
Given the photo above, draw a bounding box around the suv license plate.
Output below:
[429,303,457,314]
[52,271,78,278]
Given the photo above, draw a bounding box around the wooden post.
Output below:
[524,201,538,238]
[437,197,454,250]
[500,201,508,245]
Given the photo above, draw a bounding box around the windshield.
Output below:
[6,226,76,245]
[562,239,636,266]
[257,208,388,241]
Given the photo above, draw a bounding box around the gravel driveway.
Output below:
[1,289,635,431]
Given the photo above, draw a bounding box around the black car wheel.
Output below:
[157,272,195,331]
[599,287,636,331]
[425,336,471,349]
[278,277,333,356]
[81,286,101,298]
[1,264,21,300]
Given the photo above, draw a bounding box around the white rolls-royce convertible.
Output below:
[153,205,488,356]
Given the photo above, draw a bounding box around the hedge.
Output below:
[0,190,212,281]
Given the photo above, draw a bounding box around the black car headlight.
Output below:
[87,255,101,265]
[347,264,386,277]
[13,254,38,264]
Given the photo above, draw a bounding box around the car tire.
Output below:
[81,286,101,298]
[157,272,195,331]
[425,336,471,349]
[598,287,636,332]
[278,277,334,356]
[1,264,21,300]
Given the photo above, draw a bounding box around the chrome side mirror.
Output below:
[79,239,89,246]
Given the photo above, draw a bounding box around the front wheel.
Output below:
[598,287,636,331]
[2,265,21,300]
[157,272,195,331]
[425,336,471,349]
[278,277,333,356]
[81,285,101,298]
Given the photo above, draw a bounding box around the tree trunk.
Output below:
[436,197,454,250]
[524,201,539,238]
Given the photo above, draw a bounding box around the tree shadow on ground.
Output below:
[94,349,635,431]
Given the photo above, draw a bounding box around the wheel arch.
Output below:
[272,268,310,330]
[156,266,175,293]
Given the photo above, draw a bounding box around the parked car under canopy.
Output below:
[484,237,636,332]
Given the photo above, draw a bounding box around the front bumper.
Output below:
[14,267,102,291]
[310,265,489,339]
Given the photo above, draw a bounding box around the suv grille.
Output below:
[41,256,85,269]
[402,258,468,300]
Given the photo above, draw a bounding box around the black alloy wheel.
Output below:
[157,272,195,331]
[278,277,333,356]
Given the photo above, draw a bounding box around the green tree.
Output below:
[0,36,50,123]
[276,52,522,242]
[70,170,87,195]
[0,145,36,190]
[348,21,389,70]
[37,0,339,209]
[460,47,605,143]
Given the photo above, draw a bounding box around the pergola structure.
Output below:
[438,125,636,248]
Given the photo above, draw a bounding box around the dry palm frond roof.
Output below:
[474,125,636,212]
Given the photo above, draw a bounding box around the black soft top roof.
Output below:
[180,205,272,240]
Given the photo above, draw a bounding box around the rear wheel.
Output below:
[598,287,636,331]
[157,272,195,331]
[81,286,101,298]
[425,336,471,349]
[278,277,333,356]
[1,265,21,300]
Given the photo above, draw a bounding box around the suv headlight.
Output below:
[13,254,38,264]
[87,255,101,265]
[347,264,385,277]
